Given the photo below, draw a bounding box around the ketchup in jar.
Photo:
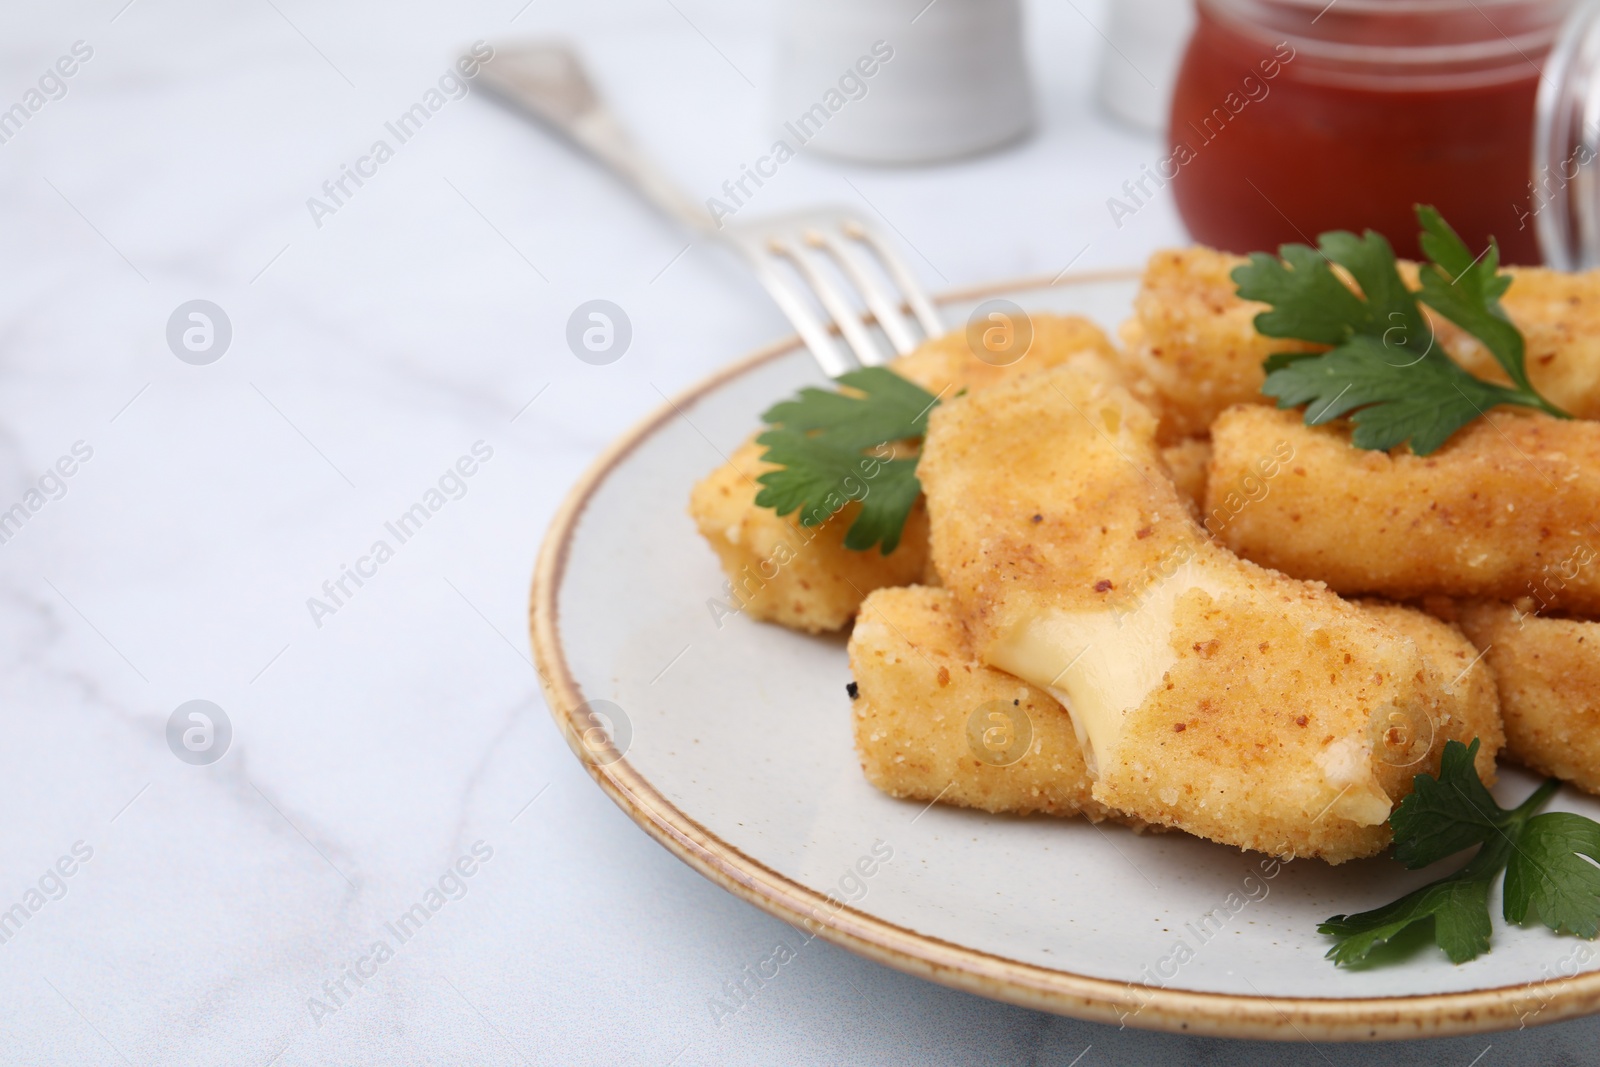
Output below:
[1167,0,1573,264]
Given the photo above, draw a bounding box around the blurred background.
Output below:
[3,0,1599,1063]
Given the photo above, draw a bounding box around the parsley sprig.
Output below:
[1321,739,1600,966]
[752,367,939,554]
[1235,205,1569,455]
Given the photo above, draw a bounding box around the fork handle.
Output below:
[475,42,716,235]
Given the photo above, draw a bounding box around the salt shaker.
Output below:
[1095,0,1197,132]
[771,0,1034,165]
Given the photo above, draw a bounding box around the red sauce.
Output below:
[1168,9,1546,263]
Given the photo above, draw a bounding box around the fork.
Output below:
[474,42,944,377]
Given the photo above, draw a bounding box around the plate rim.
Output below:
[529,269,1600,1041]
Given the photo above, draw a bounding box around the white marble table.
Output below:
[2,1,1596,1063]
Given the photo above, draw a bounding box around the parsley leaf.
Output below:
[1258,335,1516,456]
[1319,739,1595,967]
[1387,736,1502,868]
[1235,205,1569,455]
[1320,846,1502,966]
[752,367,938,554]
[1414,207,1541,398]
[759,366,936,448]
[1504,813,1600,939]
[1240,241,1380,348]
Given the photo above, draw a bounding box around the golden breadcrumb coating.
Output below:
[688,315,1121,632]
[916,364,1498,862]
[1437,265,1600,420]
[890,313,1121,398]
[1456,601,1600,795]
[1117,247,1316,441]
[1119,250,1600,440]
[847,584,1493,830]
[1353,599,1504,778]
[848,585,1117,820]
[689,439,929,633]
[1208,404,1600,614]
[1160,438,1211,516]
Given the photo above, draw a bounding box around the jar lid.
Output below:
[1201,0,1573,89]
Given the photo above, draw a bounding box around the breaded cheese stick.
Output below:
[891,312,1121,398]
[1456,601,1600,795]
[1120,250,1600,439]
[690,439,930,633]
[847,585,1496,826]
[689,315,1120,632]
[916,364,1499,862]
[1440,265,1600,421]
[1118,247,1316,441]
[849,584,1116,820]
[1207,405,1600,614]
[1160,438,1211,517]
[1355,599,1504,774]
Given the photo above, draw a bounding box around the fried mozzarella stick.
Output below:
[1456,601,1600,795]
[1355,599,1503,771]
[689,316,1119,632]
[1208,405,1600,614]
[1120,250,1600,440]
[848,586,1492,828]
[1439,266,1600,421]
[1118,247,1316,441]
[917,364,1500,862]
[849,585,1116,820]
[891,312,1121,400]
[1159,437,1211,517]
[691,440,931,633]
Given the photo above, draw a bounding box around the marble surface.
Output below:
[2,1,1597,1064]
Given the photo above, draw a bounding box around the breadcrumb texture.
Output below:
[890,313,1121,398]
[688,439,929,633]
[1457,601,1600,795]
[1118,247,1315,441]
[1354,599,1504,784]
[1119,249,1600,439]
[916,364,1498,862]
[1439,265,1600,420]
[1208,405,1600,614]
[687,315,1120,632]
[1160,438,1212,516]
[848,584,1117,820]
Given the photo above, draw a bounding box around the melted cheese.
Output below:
[986,559,1230,776]
[985,556,1393,826]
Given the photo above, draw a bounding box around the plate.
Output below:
[530,272,1600,1040]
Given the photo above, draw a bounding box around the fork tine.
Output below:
[772,236,888,369]
[809,229,919,358]
[744,253,856,377]
[844,220,944,339]
[722,206,939,377]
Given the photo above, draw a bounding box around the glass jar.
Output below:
[1167,0,1574,264]
[1536,2,1600,268]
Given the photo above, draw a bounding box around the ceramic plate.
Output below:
[530,272,1600,1040]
